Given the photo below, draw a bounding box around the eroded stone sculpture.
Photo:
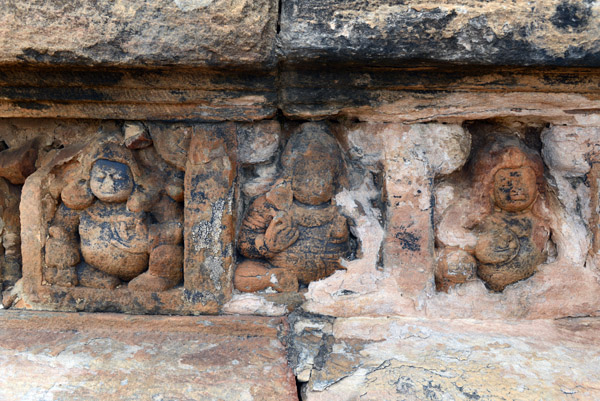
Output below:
[0,178,21,290]
[234,123,351,292]
[436,137,551,292]
[0,139,39,290]
[45,136,184,292]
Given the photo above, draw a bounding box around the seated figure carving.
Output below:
[436,139,551,292]
[234,123,351,292]
[45,141,183,292]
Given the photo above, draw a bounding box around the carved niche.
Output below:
[234,123,352,293]
[21,121,239,314]
[435,136,552,292]
[44,139,184,292]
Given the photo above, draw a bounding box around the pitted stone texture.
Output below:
[0,310,297,401]
[300,317,600,400]
[280,0,600,66]
[304,123,471,316]
[0,0,278,68]
[542,125,600,267]
[304,122,600,319]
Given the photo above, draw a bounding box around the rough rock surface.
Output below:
[303,122,600,320]
[297,315,600,400]
[280,0,600,66]
[280,67,600,123]
[0,67,277,121]
[0,0,278,68]
[0,310,298,401]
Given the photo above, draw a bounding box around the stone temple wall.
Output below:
[1,1,600,399]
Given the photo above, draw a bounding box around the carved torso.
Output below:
[475,211,547,292]
[239,194,350,286]
[79,201,149,280]
[269,202,350,284]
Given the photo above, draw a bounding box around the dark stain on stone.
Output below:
[183,289,215,305]
[395,227,421,252]
[13,101,51,110]
[17,48,95,66]
[2,87,109,102]
[551,1,591,30]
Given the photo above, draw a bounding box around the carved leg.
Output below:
[44,266,78,287]
[234,260,298,293]
[77,262,120,290]
[128,244,183,292]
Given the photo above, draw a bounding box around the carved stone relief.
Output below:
[20,121,240,314]
[234,123,352,293]
[44,136,184,292]
[0,139,39,291]
[435,135,552,292]
[1,117,597,319]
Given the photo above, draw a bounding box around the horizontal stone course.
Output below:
[280,0,600,67]
[0,0,278,68]
[2,1,600,69]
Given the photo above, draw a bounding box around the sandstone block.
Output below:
[280,0,600,66]
[0,310,298,401]
[184,123,237,306]
[19,125,224,314]
[0,0,277,69]
[300,316,600,400]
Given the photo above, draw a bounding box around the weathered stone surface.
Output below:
[0,0,277,68]
[304,123,468,316]
[542,125,600,266]
[0,68,277,121]
[0,178,21,290]
[280,67,600,123]
[280,0,600,66]
[235,123,351,294]
[0,310,298,401]
[184,123,237,306]
[237,121,281,165]
[123,121,152,150]
[0,139,38,184]
[302,121,600,319]
[299,316,600,400]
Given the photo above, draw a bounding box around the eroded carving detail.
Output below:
[234,123,351,293]
[45,134,184,292]
[0,139,39,290]
[436,137,551,292]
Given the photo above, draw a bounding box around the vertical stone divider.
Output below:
[381,124,470,299]
[20,172,44,298]
[585,132,600,257]
[381,125,435,297]
[184,123,237,307]
[588,158,600,256]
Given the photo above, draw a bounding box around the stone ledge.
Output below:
[0,310,298,401]
[0,67,277,121]
[291,315,600,400]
